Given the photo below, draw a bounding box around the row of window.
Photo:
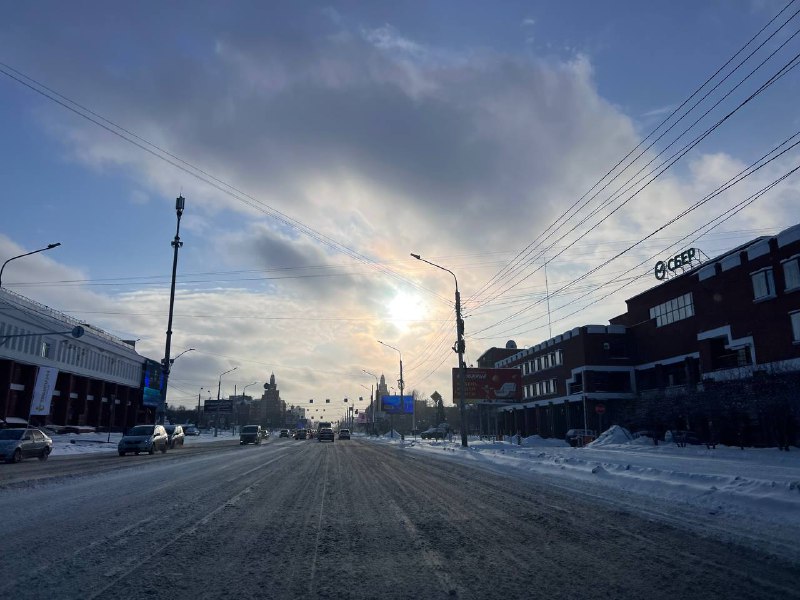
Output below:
[0,321,141,382]
[752,256,800,300]
[649,293,695,328]
[523,378,559,399]
[521,350,564,375]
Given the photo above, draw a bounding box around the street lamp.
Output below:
[362,369,378,435]
[214,366,237,437]
[197,387,207,428]
[0,242,61,287]
[378,340,408,439]
[411,253,468,447]
[159,195,186,425]
[240,381,258,431]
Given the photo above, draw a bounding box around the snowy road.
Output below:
[1,437,798,599]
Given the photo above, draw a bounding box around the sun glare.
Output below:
[387,292,424,327]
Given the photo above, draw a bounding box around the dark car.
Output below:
[118,424,169,456]
[0,428,52,463]
[183,425,200,436]
[318,427,334,442]
[164,424,185,449]
[565,429,596,447]
[279,429,290,438]
[338,429,351,440]
[240,425,263,445]
[670,430,704,447]
[420,427,446,440]
[294,429,307,440]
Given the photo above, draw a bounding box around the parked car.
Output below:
[294,429,307,440]
[565,429,596,447]
[240,425,263,445]
[420,427,447,440]
[318,427,335,442]
[338,429,351,440]
[0,428,52,463]
[118,424,169,456]
[183,425,200,436]
[279,429,290,438]
[164,424,185,449]
[668,430,704,447]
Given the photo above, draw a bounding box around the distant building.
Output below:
[255,372,286,428]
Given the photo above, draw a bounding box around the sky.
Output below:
[47,427,800,563]
[1,1,799,419]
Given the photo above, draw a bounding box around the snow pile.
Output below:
[588,425,632,447]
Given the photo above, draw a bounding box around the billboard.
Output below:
[142,359,163,407]
[381,395,413,415]
[451,368,522,404]
[204,399,233,414]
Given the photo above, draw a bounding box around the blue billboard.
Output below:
[142,359,163,407]
[381,395,413,415]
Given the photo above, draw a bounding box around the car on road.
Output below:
[164,424,185,448]
[0,428,52,463]
[318,427,334,442]
[420,426,447,440]
[294,429,307,440]
[240,425,263,445]
[565,429,596,447]
[279,429,290,438]
[338,429,351,440]
[183,425,200,436]
[118,424,169,456]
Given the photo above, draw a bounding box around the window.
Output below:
[751,268,775,301]
[40,342,51,359]
[649,293,695,327]
[783,257,800,291]
[791,311,800,343]
[550,379,558,394]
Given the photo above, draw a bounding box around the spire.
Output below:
[270,372,276,388]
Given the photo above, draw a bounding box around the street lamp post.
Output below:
[362,369,378,435]
[0,242,61,287]
[197,387,206,428]
[378,340,409,439]
[411,253,468,448]
[159,195,186,425]
[241,381,258,430]
[214,367,238,437]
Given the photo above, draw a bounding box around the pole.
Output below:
[0,242,61,288]
[197,387,204,428]
[159,195,185,425]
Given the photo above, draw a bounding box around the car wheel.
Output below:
[10,448,22,463]
[161,443,167,453]
[148,445,155,455]
[118,451,126,457]
[38,447,51,461]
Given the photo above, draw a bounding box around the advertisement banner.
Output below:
[451,368,522,404]
[204,399,233,414]
[29,366,59,416]
[142,359,163,407]
[381,395,413,414]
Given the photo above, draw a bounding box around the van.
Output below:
[240,425,263,445]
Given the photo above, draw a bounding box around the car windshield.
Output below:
[129,426,154,436]
[242,426,258,433]
[0,429,24,440]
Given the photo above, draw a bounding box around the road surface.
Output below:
[0,437,797,599]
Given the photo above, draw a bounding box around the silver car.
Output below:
[118,424,169,456]
[0,428,53,463]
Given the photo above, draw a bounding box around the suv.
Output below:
[318,427,334,442]
[240,425,263,445]
[338,429,351,440]
[294,429,307,440]
[164,424,184,449]
[565,429,596,447]
[118,425,169,456]
[420,426,447,440]
[279,429,290,438]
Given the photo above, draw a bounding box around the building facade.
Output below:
[0,288,150,429]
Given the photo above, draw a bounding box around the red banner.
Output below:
[451,368,522,404]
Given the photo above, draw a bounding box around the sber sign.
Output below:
[655,248,697,280]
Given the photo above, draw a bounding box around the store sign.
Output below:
[655,248,698,280]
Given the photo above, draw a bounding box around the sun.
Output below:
[387,292,425,327]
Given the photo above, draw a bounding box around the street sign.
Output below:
[595,404,606,414]
[204,399,233,414]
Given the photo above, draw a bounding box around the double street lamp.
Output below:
[411,253,468,447]
[378,340,405,439]
[0,242,61,287]
[214,366,237,437]
[362,369,378,435]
